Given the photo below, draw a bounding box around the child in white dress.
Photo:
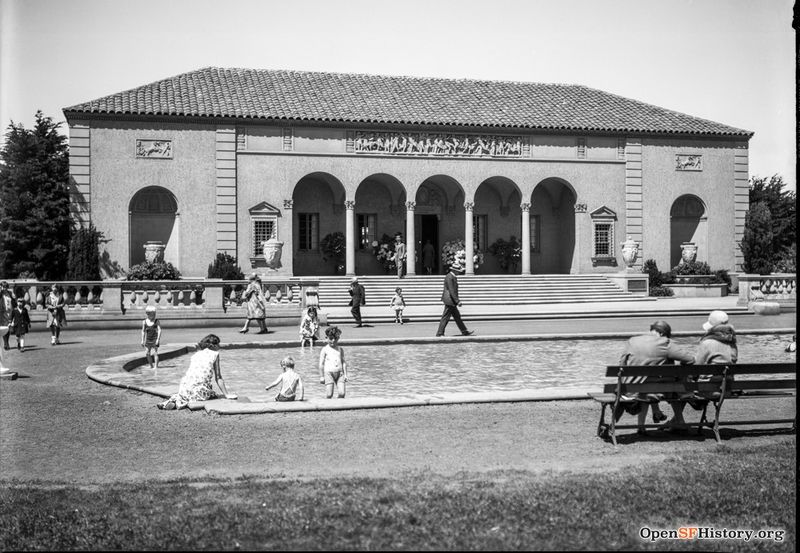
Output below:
[318,326,347,399]
[389,287,406,324]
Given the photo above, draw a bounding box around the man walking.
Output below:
[394,233,406,278]
[435,259,474,337]
[348,276,366,327]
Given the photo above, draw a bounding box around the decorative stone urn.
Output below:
[262,232,284,270]
[143,241,165,263]
[680,242,698,265]
[620,236,639,271]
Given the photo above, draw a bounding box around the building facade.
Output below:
[63,68,752,278]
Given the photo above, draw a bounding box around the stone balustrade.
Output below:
[4,278,320,315]
[736,273,797,309]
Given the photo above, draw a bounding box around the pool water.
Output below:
[131,334,794,402]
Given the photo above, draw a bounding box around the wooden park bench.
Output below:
[589,363,796,445]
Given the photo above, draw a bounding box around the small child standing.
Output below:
[9,298,30,351]
[389,287,406,324]
[318,326,348,399]
[299,306,320,347]
[141,305,162,368]
[265,356,305,401]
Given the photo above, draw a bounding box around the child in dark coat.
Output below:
[9,298,31,351]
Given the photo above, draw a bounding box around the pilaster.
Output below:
[216,127,237,255]
[734,143,749,271]
[68,123,91,227]
[624,138,643,269]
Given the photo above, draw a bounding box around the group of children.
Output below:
[0,282,69,352]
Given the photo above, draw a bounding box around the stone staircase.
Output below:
[316,274,652,309]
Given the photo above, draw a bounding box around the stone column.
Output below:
[405,201,416,276]
[464,202,475,275]
[345,200,356,276]
[521,202,531,275]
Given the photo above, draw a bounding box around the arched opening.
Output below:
[670,194,707,267]
[354,174,406,274]
[416,175,465,275]
[128,186,179,268]
[475,177,522,274]
[530,178,576,274]
[292,172,346,276]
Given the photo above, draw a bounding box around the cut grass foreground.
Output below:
[1,439,795,551]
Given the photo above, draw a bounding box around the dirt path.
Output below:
[1,328,795,485]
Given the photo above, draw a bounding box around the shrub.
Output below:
[671,260,712,276]
[125,261,182,281]
[775,243,796,273]
[320,232,346,273]
[649,285,674,297]
[66,224,102,280]
[207,252,244,280]
[488,236,521,271]
[441,239,484,270]
[372,233,397,272]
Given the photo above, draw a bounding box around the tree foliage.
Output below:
[67,224,102,280]
[125,261,182,280]
[742,175,796,274]
[0,111,73,279]
[741,201,775,274]
[207,252,244,280]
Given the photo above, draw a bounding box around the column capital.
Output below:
[463,201,474,211]
[405,201,416,211]
[344,200,356,210]
[520,202,531,212]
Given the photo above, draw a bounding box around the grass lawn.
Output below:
[1,440,794,551]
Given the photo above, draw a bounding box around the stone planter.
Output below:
[663,282,728,297]
[620,236,639,271]
[143,241,165,263]
[262,238,284,269]
[680,242,697,264]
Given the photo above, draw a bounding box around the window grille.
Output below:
[530,214,541,252]
[357,214,377,249]
[298,213,319,251]
[593,222,614,257]
[252,218,276,256]
[473,215,488,251]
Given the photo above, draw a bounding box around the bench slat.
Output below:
[604,363,796,378]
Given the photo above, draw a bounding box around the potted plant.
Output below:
[320,232,346,275]
[488,236,522,273]
[371,233,397,273]
[441,239,484,271]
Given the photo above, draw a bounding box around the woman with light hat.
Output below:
[239,273,269,334]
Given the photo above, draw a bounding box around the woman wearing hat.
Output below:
[239,273,268,334]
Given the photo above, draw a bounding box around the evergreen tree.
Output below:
[0,111,73,279]
[67,224,102,280]
[748,175,796,258]
[740,201,775,274]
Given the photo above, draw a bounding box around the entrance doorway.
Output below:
[416,214,439,274]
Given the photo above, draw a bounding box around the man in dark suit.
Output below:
[435,260,474,337]
[348,276,366,327]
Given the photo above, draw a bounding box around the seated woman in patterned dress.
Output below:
[157,334,236,410]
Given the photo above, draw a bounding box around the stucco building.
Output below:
[62,67,752,278]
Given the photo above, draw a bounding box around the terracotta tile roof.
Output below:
[63,67,752,137]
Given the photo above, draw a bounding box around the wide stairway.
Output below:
[316,274,652,309]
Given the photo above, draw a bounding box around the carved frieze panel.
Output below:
[354,131,524,157]
[136,139,172,159]
[675,154,702,171]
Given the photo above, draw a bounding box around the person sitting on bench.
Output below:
[618,320,695,433]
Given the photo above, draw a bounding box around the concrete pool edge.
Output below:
[85,328,796,415]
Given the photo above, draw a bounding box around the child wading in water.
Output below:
[141,305,162,368]
[299,306,320,347]
[389,287,406,324]
[318,326,348,398]
[265,356,305,401]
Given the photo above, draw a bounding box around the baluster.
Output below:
[189,289,196,306]
[275,286,283,302]
[87,289,94,306]
[228,289,236,307]
[286,285,294,303]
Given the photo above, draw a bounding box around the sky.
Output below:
[0,0,795,189]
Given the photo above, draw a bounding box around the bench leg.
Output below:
[597,404,608,437]
[712,401,723,443]
[698,403,709,435]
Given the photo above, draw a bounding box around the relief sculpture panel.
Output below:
[354,131,523,157]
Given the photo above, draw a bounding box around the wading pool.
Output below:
[127,334,793,402]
